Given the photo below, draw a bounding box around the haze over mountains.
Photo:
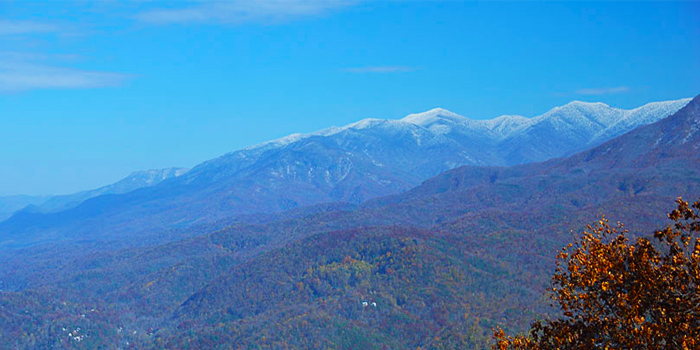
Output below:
[0,167,188,222]
[0,95,698,349]
[0,195,50,222]
[0,98,690,249]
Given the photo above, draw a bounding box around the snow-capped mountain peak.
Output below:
[565,100,612,108]
[590,98,693,144]
[537,100,618,123]
[480,115,532,138]
[400,108,467,128]
[344,118,387,131]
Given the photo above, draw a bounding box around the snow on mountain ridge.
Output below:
[123,167,190,186]
[243,121,383,153]
[590,98,693,144]
[533,100,620,127]
[479,115,532,138]
[128,167,189,178]
[225,98,690,170]
[401,107,468,127]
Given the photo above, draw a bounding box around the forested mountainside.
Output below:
[0,95,698,349]
[0,99,689,250]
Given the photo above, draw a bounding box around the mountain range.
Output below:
[0,195,50,222]
[0,95,698,349]
[0,98,690,249]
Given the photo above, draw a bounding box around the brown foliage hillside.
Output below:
[494,197,700,350]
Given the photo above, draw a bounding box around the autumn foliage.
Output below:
[494,197,700,350]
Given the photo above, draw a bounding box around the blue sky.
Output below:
[0,1,698,196]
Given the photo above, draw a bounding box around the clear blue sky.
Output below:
[0,1,698,195]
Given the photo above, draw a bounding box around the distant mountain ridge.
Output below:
[0,98,690,248]
[31,167,190,214]
[0,167,188,221]
[246,98,690,156]
[0,195,50,222]
[187,98,691,185]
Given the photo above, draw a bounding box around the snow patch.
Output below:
[401,108,467,127]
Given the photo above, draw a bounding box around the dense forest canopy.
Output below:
[494,197,700,350]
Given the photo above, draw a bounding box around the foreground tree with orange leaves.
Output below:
[494,197,700,350]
